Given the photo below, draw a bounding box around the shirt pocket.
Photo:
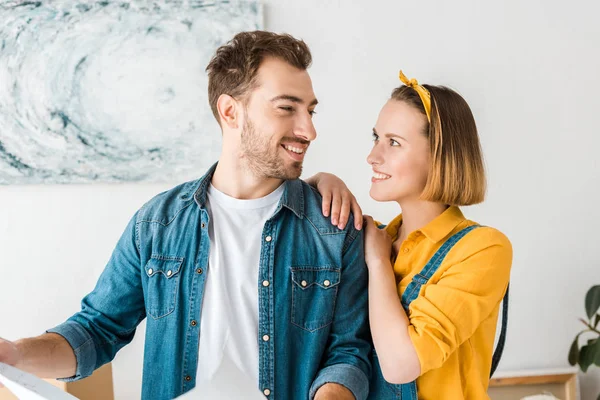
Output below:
[291,267,340,332]
[144,255,184,320]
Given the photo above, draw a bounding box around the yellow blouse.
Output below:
[383,206,512,399]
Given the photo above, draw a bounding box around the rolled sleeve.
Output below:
[46,320,97,381]
[309,363,369,400]
[44,211,145,381]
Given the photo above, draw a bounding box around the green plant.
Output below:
[568,285,600,399]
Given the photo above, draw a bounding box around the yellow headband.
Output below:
[399,70,432,123]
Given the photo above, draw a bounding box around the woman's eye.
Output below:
[390,139,400,147]
[372,133,379,142]
[279,106,294,112]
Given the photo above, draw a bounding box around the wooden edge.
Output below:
[489,373,577,387]
[66,363,114,400]
[564,375,578,400]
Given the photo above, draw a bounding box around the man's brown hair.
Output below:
[206,30,312,123]
[391,85,486,205]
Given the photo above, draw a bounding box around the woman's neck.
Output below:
[396,200,449,243]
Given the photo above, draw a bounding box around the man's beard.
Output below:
[240,118,307,180]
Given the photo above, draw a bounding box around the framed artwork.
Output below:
[0,0,262,184]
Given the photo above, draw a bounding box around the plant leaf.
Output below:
[595,338,600,366]
[594,314,600,329]
[569,335,581,366]
[585,285,600,319]
[579,343,595,372]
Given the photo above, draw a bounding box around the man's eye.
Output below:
[390,139,400,146]
[279,106,294,112]
[309,110,317,116]
[372,132,379,142]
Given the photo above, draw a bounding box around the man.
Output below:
[0,31,370,399]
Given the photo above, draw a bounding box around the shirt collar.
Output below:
[193,162,304,218]
[421,206,466,242]
[385,206,466,243]
[279,179,305,219]
[193,162,218,208]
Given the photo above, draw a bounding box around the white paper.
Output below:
[176,355,265,399]
[0,362,77,400]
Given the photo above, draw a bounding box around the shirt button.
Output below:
[191,320,197,327]
[185,375,191,382]
[167,270,172,277]
[403,248,410,253]
[196,268,203,274]
[262,280,270,287]
[263,389,271,396]
[265,236,272,242]
[147,268,153,275]
[323,280,331,287]
[262,335,270,342]
[301,280,308,287]
[201,223,206,229]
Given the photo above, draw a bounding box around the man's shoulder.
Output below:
[298,180,361,240]
[136,178,202,226]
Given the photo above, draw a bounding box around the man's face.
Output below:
[239,57,318,180]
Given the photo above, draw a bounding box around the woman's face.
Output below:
[367,99,430,203]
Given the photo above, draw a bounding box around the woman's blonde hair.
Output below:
[390,85,486,206]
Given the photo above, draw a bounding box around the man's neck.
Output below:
[211,156,284,200]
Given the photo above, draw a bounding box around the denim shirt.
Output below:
[48,164,371,400]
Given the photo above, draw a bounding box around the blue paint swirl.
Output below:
[0,0,262,184]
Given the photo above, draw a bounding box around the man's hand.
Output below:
[0,337,22,387]
[314,382,355,400]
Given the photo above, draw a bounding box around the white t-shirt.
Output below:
[196,183,284,386]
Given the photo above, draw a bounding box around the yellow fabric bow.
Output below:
[399,70,432,123]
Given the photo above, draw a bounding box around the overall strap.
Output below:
[397,224,509,378]
[490,285,509,377]
[400,225,480,310]
[392,226,479,400]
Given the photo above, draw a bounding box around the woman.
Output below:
[313,71,512,399]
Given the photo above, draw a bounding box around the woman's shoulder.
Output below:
[439,222,513,280]
[458,221,513,257]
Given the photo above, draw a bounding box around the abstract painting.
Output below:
[0,0,262,184]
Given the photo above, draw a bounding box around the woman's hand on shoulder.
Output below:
[363,215,393,269]
[306,172,363,230]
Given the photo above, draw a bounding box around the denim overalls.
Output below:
[367,225,508,399]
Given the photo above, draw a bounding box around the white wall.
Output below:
[2,0,600,398]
